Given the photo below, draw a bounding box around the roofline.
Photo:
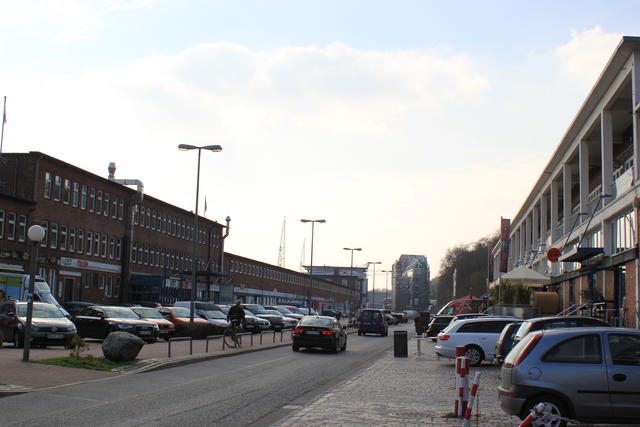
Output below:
[511,36,640,227]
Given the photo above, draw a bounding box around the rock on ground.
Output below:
[102,332,145,362]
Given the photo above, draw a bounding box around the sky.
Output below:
[1,0,638,282]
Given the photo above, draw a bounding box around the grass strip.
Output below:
[32,356,132,371]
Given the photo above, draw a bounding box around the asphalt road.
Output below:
[0,328,399,427]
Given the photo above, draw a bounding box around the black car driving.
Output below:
[292,316,347,353]
[72,305,159,342]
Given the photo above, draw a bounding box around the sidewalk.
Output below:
[0,329,295,394]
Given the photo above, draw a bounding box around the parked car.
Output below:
[265,305,304,321]
[216,305,264,333]
[494,321,523,364]
[197,310,230,333]
[292,315,347,353]
[157,307,209,326]
[61,301,95,317]
[435,317,517,366]
[296,307,318,316]
[512,316,610,345]
[384,313,399,325]
[72,306,159,342]
[265,310,298,328]
[0,301,76,348]
[241,304,285,331]
[358,309,388,336]
[499,327,640,425]
[392,312,408,323]
[452,313,488,321]
[130,307,176,340]
[426,315,455,341]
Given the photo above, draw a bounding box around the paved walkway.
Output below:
[275,335,640,427]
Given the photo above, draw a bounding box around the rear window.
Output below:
[361,310,383,321]
[504,332,539,366]
[300,317,333,327]
[457,320,511,333]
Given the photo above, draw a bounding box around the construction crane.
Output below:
[277,217,286,267]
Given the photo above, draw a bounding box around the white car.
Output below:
[266,310,298,328]
[434,317,517,366]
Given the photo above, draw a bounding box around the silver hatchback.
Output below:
[498,327,640,426]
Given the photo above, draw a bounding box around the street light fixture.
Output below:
[23,224,45,362]
[301,219,326,310]
[343,247,361,311]
[178,144,223,324]
[367,261,381,308]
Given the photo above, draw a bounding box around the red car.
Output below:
[158,307,208,325]
[131,307,176,340]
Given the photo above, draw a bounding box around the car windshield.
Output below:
[103,307,140,319]
[218,306,230,314]
[274,307,294,315]
[17,304,65,318]
[299,317,333,327]
[246,305,268,314]
[287,307,304,315]
[132,308,164,319]
[266,310,283,316]
[203,310,225,319]
[243,309,255,317]
[170,308,191,317]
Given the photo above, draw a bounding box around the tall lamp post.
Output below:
[381,269,392,310]
[178,144,222,324]
[23,224,45,362]
[301,219,326,310]
[343,247,361,312]
[367,261,381,308]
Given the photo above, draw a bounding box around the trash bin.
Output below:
[419,311,431,333]
[414,316,423,335]
[394,330,408,358]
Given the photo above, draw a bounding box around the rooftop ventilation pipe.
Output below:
[108,162,144,200]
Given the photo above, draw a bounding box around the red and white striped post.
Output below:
[518,403,546,427]
[454,346,469,417]
[461,371,480,427]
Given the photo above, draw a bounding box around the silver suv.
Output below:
[499,327,640,426]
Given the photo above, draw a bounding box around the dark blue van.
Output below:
[358,309,388,336]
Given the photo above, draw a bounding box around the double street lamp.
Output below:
[381,270,392,310]
[343,247,361,311]
[301,219,325,309]
[367,261,381,308]
[178,144,222,324]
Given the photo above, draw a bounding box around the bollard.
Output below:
[273,330,276,343]
[454,354,470,417]
[518,403,546,427]
[461,372,480,427]
[280,330,284,342]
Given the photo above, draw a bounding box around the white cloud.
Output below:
[554,26,622,86]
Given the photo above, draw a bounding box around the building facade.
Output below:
[391,254,430,311]
[491,37,640,328]
[303,265,367,312]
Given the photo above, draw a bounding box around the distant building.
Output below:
[303,265,367,312]
[391,255,430,311]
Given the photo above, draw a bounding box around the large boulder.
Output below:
[102,332,145,362]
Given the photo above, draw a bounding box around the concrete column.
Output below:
[541,192,548,239]
[550,180,558,242]
[601,110,614,205]
[532,204,539,252]
[633,50,640,184]
[602,219,612,256]
[579,140,590,215]
[520,226,525,264]
[525,216,532,259]
[563,163,572,236]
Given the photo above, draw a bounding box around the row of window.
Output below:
[0,211,26,242]
[133,204,221,249]
[38,221,122,260]
[230,260,308,286]
[130,241,219,273]
[82,272,121,298]
[44,172,126,220]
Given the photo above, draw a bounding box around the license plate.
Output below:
[139,331,151,335]
[47,333,63,339]
[305,330,320,335]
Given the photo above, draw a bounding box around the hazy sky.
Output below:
[1,1,638,281]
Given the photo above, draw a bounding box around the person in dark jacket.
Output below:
[227,300,246,326]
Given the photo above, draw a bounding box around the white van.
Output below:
[0,272,69,316]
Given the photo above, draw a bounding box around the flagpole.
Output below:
[1,96,6,154]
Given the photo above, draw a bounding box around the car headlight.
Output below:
[152,324,159,330]
[114,323,134,329]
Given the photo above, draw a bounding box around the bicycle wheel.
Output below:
[224,329,238,348]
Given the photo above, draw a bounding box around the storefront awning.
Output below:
[558,247,604,263]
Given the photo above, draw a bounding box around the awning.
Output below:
[558,247,604,263]
[499,266,551,284]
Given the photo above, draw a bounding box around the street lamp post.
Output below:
[301,219,325,310]
[343,247,361,312]
[179,144,222,325]
[382,269,392,310]
[367,261,381,308]
[23,225,45,362]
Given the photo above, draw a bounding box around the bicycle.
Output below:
[224,319,243,348]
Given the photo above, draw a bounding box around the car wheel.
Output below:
[292,344,300,352]
[13,331,23,348]
[522,395,569,427]
[331,340,340,353]
[464,345,484,366]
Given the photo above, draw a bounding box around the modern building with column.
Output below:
[493,36,640,328]
[391,254,430,311]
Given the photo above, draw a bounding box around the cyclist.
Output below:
[227,299,245,330]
